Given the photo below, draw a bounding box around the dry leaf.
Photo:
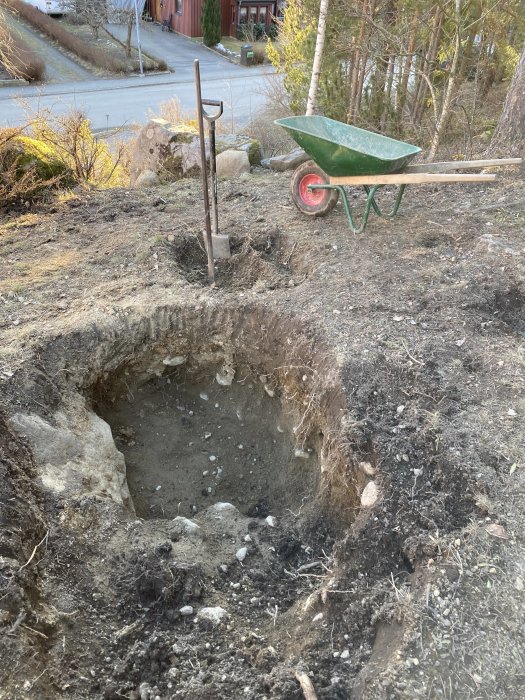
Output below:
[485,523,509,539]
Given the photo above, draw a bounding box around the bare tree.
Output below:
[427,0,462,162]
[60,0,108,38]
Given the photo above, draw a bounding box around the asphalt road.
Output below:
[0,66,274,130]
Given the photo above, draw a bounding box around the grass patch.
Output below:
[0,250,80,293]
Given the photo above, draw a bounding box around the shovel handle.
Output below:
[201,99,224,121]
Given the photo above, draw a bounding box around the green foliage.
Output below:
[266,0,315,113]
[271,0,525,146]
[201,0,221,47]
[266,22,278,40]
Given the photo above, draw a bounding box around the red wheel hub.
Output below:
[298,173,326,207]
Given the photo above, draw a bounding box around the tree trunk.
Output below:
[126,17,133,58]
[489,43,525,156]
[306,0,329,115]
[412,5,443,125]
[397,10,420,115]
[427,0,462,162]
[348,0,368,121]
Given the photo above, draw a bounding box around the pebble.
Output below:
[202,470,209,476]
[179,605,194,616]
[197,606,228,625]
[204,432,212,439]
[294,448,310,459]
[358,461,376,476]
[155,485,162,491]
[264,385,275,397]
[163,355,186,366]
[244,534,252,542]
[170,517,201,536]
[312,612,323,622]
[236,547,248,562]
[200,392,209,401]
[265,515,276,527]
[340,649,350,659]
[209,455,217,462]
[216,368,235,386]
[360,481,379,507]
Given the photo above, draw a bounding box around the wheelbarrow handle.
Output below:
[201,99,224,121]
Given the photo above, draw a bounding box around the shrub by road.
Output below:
[0,22,45,81]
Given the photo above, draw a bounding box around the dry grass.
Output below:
[0,250,80,293]
[0,23,45,81]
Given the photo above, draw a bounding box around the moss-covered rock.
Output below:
[12,136,71,182]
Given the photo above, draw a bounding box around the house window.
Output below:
[239,6,248,22]
[258,5,267,23]
[176,0,182,14]
[249,5,257,23]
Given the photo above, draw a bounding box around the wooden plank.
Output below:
[329,172,498,186]
[406,158,522,173]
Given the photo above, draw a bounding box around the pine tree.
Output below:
[202,0,221,47]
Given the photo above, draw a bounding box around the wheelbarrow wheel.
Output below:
[291,161,339,217]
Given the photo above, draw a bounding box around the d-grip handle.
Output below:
[201,99,224,121]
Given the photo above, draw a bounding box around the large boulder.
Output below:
[269,148,309,172]
[129,118,202,185]
[129,119,262,184]
[216,150,250,178]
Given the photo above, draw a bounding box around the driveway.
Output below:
[105,22,254,79]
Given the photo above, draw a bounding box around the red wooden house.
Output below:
[146,0,277,38]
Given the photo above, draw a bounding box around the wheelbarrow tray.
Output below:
[275,116,421,177]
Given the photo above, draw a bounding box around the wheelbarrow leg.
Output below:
[308,183,408,234]
[363,184,407,218]
[336,185,380,235]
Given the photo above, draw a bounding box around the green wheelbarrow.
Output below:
[275,116,521,234]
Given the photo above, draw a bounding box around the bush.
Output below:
[253,48,265,65]
[29,109,129,187]
[5,0,129,72]
[0,128,65,209]
[201,0,221,47]
[0,25,45,81]
[266,21,278,41]
[237,22,266,42]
